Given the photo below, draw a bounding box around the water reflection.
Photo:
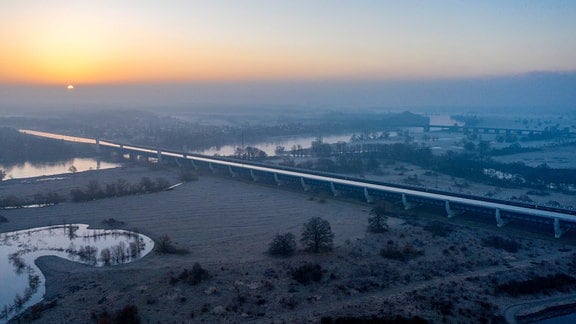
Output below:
[0,224,154,322]
[0,158,121,181]
[195,134,352,156]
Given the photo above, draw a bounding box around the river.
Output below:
[0,158,121,181]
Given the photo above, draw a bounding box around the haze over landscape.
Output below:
[2,1,576,323]
[1,1,576,111]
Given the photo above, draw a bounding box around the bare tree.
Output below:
[300,217,334,253]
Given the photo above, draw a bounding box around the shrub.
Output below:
[179,168,198,182]
[1,195,22,208]
[424,221,454,237]
[70,188,88,202]
[0,214,7,223]
[368,213,388,234]
[291,263,323,284]
[481,236,520,253]
[173,263,211,286]
[380,242,424,262]
[268,233,297,257]
[91,304,140,324]
[102,218,125,227]
[155,234,189,254]
[301,217,334,253]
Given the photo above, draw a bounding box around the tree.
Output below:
[368,201,389,233]
[0,169,5,181]
[268,233,297,257]
[234,146,267,160]
[300,217,334,253]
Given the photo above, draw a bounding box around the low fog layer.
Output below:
[1,71,575,114]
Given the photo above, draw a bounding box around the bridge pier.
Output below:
[95,139,100,153]
[300,178,310,191]
[445,201,457,218]
[208,162,215,174]
[228,166,237,177]
[157,149,162,163]
[401,194,413,210]
[495,208,508,227]
[554,218,564,238]
[364,188,374,203]
[189,158,197,169]
[330,182,340,197]
[250,170,259,182]
[273,173,284,186]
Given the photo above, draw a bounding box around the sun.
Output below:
[67,84,74,90]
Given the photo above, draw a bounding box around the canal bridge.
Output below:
[21,129,576,238]
[426,125,575,137]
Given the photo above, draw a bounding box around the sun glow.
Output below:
[67,85,74,90]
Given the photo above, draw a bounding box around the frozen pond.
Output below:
[0,224,154,322]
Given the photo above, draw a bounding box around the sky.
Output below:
[1,0,576,85]
[1,1,575,111]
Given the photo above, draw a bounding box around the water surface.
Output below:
[0,158,121,181]
[0,224,154,322]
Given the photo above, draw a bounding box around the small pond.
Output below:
[0,224,154,322]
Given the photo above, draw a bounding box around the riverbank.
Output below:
[2,166,576,322]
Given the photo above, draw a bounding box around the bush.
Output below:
[291,263,323,284]
[481,236,520,253]
[301,217,334,253]
[155,234,189,254]
[380,242,424,262]
[0,214,8,223]
[424,221,453,237]
[268,233,297,257]
[1,195,22,208]
[172,263,211,286]
[368,212,388,234]
[179,168,198,182]
[91,304,140,324]
[102,218,125,227]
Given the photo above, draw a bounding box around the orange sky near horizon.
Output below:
[1,1,576,85]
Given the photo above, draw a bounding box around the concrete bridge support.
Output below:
[364,188,374,203]
[402,193,413,210]
[157,150,163,163]
[300,178,311,191]
[228,166,237,177]
[95,139,100,153]
[208,162,215,174]
[330,182,340,197]
[189,158,197,169]
[554,218,564,238]
[445,201,457,218]
[250,170,259,182]
[273,173,284,186]
[495,208,508,227]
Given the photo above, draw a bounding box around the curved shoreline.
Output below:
[505,295,576,323]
